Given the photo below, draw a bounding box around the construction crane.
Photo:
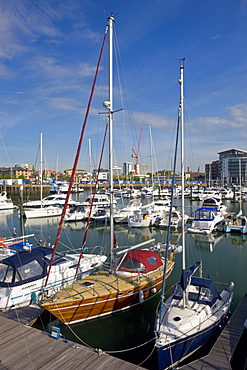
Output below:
[132,125,143,175]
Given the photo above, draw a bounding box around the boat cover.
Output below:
[117,249,163,273]
[180,261,201,291]
[0,247,60,287]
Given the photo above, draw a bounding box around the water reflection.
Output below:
[191,232,224,252]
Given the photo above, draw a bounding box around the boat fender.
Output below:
[139,290,144,303]
[31,292,37,303]
[151,287,157,294]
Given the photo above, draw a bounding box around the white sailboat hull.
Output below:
[156,284,234,369]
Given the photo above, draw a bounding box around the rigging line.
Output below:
[112,28,131,165]
[0,132,13,169]
[44,24,108,287]
[65,317,156,354]
[158,103,180,332]
[74,119,109,279]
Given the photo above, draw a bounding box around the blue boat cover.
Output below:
[2,247,53,269]
[180,261,201,291]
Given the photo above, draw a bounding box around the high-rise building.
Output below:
[123,162,132,176]
[206,149,247,185]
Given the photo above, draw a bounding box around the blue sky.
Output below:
[0,0,246,174]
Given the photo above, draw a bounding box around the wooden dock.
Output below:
[181,294,247,369]
[0,307,145,370]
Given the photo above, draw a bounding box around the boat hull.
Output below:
[42,261,174,324]
[156,312,228,369]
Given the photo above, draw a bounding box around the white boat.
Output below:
[219,187,234,200]
[65,204,90,222]
[82,192,117,209]
[0,233,34,260]
[187,196,227,234]
[155,61,234,369]
[24,205,63,219]
[202,196,227,215]
[154,209,188,229]
[23,134,78,219]
[0,246,107,310]
[113,199,142,224]
[23,193,78,210]
[90,208,110,223]
[127,205,158,227]
[0,191,16,211]
[128,199,171,228]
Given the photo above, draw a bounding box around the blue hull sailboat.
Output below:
[155,61,234,369]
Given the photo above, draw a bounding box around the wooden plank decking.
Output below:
[181,294,247,369]
[0,308,146,370]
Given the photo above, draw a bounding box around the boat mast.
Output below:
[107,15,115,272]
[40,132,43,206]
[179,59,186,307]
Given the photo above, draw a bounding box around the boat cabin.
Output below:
[116,249,163,274]
[172,277,221,307]
[0,247,73,288]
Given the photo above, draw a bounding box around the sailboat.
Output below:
[155,61,234,369]
[41,15,175,324]
[23,133,75,219]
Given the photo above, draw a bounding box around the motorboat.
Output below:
[0,191,16,211]
[187,197,227,234]
[65,204,90,222]
[0,246,107,310]
[154,209,188,229]
[113,199,142,224]
[23,193,78,209]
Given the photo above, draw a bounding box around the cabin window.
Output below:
[81,282,95,287]
[147,256,158,265]
[0,264,13,283]
[44,254,68,265]
[117,258,145,272]
[194,209,214,221]
[17,260,43,281]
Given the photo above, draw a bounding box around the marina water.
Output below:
[1,191,246,368]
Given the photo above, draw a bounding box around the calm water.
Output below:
[1,192,247,368]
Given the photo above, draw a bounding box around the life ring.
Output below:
[233,220,238,225]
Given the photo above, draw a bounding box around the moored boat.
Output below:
[0,191,16,211]
[0,246,107,310]
[41,15,175,325]
[155,61,234,369]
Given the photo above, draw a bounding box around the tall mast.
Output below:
[40,132,43,205]
[108,15,115,272]
[179,61,185,272]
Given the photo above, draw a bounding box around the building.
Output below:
[113,166,121,177]
[206,149,247,185]
[205,161,219,184]
[0,165,32,179]
[123,162,132,176]
[218,149,247,185]
[64,169,88,177]
[92,168,109,181]
[139,164,148,176]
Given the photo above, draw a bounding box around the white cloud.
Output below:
[227,104,247,126]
